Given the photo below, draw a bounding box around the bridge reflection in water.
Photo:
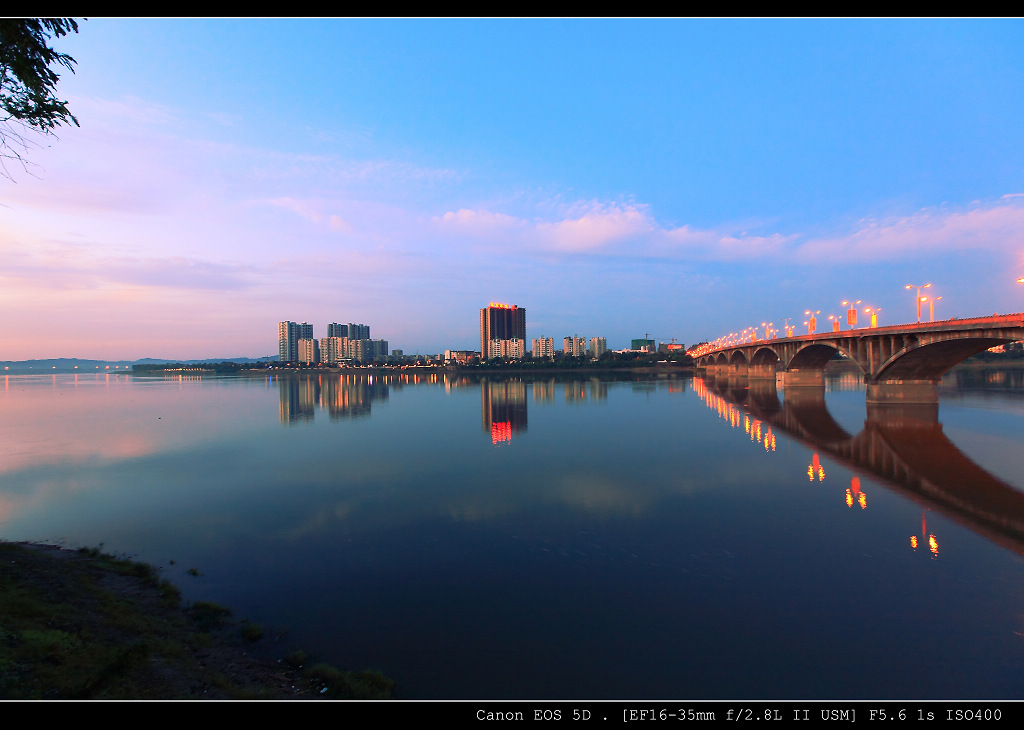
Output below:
[694,373,1024,560]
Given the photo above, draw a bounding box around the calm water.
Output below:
[3,368,1024,699]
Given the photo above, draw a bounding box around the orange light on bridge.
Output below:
[906,283,932,322]
[805,310,819,335]
[920,295,942,322]
[842,300,862,328]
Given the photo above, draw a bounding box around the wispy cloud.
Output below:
[796,199,1024,262]
[432,196,1024,265]
[537,202,656,252]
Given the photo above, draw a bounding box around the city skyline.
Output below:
[4,19,1024,360]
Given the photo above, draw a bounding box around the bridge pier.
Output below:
[866,380,938,404]
[748,364,777,382]
[865,380,939,422]
[777,370,825,389]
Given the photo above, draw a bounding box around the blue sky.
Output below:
[3,19,1024,359]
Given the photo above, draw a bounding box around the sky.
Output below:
[3,18,1024,360]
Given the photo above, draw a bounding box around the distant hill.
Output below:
[1,357,275,373]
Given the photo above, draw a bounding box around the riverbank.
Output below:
[0,542,393,699]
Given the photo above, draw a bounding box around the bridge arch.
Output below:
[749,347,781,368]
[692,314,1024,389]
[787,343,860,372]
[875,336,1014,382]
[728,350,749,367]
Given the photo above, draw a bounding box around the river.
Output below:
[2,368,1024,699]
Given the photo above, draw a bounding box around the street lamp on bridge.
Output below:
[804,310,820,335]
[841,300,862,329]
[921,296,942,322]
[906,283,932,323]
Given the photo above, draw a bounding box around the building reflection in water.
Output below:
[278,376,318,423]
[481,378,528,446]
[276,373,390,424]
[533,379,555,403]
[563,378,609,404]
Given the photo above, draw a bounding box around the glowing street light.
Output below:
[905,283,931,323]
[841,300,862,328]
[921,296,942,322]
[864,307,881,328]
[805,310,820,335]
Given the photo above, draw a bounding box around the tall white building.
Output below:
[279,321,314,363]
[278,321,298,363]
[563,336,587,358]
[532,337,554,359]
[297,338,320,365]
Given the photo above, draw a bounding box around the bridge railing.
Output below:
[690,312,1024,358]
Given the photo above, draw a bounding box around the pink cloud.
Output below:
[536,203,655,252]
[797,199,1024,262]
[434,208,526,232]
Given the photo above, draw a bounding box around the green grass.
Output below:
[0,542,396,699]
[303,664,395,699]
[240,622,263,642]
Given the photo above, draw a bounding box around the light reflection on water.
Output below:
[3,369,1024,698]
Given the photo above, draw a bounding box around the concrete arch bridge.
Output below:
[693,313,1024,403]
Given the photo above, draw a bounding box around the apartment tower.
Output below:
[480,303,526,360]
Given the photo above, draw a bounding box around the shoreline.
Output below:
[0,541,393,699]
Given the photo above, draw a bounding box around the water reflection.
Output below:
[6,369,1024,698]
[276,373,392,423]
[480,379,527,445]
[696,373,1024,558]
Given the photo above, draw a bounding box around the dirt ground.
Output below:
[0,542,391,699]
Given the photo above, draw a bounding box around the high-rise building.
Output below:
[327,323,348,338]
[532,337,554,359]
[279,321,313,363]
[480,303,526,360]
[589,337,607,358]
[320,337,343,364]
[348,323,370,340]
[297,338,320,365]
[563,336,587,358]
[364,339,389,362]
[278,321,298,363]
[631,338,656,353]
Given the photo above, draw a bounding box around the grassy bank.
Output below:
[0,542,393,699]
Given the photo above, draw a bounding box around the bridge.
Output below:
[691,313,1024,403]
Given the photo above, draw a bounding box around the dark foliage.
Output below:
[0,19,80,177]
